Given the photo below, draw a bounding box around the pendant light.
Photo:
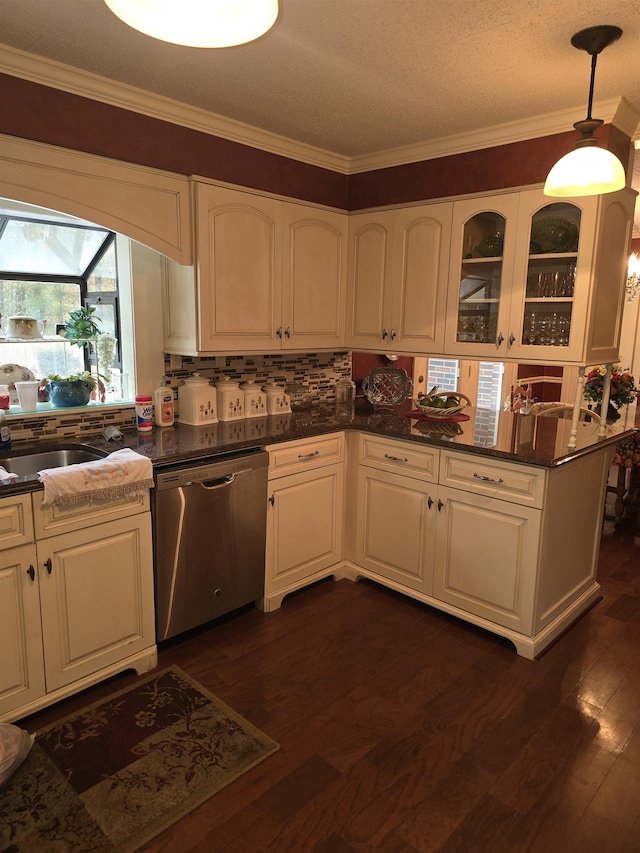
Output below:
[544,25,626,198]
[104,0,279,48]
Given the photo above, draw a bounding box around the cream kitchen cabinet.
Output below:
[347,433,610,659]
[444,186,635,364]
[262,434,345,612]
[163,182,347,355]
[346,202,452,354]
[354,434,439,594]
[0,491,156,723]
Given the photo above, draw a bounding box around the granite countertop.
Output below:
[0,399,634,498]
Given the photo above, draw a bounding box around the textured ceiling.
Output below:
[1,0,639,233]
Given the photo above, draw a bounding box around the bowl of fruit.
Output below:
[415,391,471,418]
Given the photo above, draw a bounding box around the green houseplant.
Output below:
[63,306,102,347]
[45,371,98,407]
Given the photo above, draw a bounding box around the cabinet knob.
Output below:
[437,499,444,511]
[496,332,504,347]
[381,328,388,339]
[44,557,53,574]
[390,329,396,340]
[284,327,291,339]
[428,496,434,509]
[276,327,283,339]
[26,565,35,582]
[268,494,275,506]
[508,332,516,346]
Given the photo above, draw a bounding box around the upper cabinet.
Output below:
[346,203,452,354]
[163,182,347,355]
[443,187,636,364]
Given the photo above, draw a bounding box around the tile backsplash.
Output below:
[8,351,352,443]
[164,351,352,407]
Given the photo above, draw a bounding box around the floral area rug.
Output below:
[0,666,279,853]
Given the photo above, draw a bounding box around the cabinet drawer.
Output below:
[440,451,545,508]
[266,433,344,478]
[359,434,439,483]
[32,490,150,539]
[0,495,34,550]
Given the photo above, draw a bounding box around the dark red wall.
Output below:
[0,73,633,212]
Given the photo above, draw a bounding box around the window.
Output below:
[0,204,125,404]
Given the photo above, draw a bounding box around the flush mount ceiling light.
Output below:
[544,25,626,198]
[103,0,279,48]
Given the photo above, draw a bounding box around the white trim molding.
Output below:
[1,46,638,177]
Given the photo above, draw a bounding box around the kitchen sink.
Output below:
[0,448,107,479]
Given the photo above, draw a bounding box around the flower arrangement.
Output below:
[583,364,638,409]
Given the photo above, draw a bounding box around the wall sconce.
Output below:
[544,25,626,198]
[104,0,279,48]
[627,253,640,302]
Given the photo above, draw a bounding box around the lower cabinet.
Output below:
[0,492,156,722]
[349,433,608,659]
[262,434,345,611]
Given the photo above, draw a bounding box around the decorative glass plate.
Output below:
[362,367,412,410]
[530,217,579,253]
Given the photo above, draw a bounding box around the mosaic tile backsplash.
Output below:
[8,351,352,444]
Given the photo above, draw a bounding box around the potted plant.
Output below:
[45,371,100,407]
[62,306,102,348]
[583,364,638,421]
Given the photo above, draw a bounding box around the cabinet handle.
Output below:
[284,327,291,338]
[384,453,408,462]
[473,473,504,484]
[496,332,504,346]
[298,450,320,459]
[382,328,388,339]
[26,565,35,582]
[44,557,53,574]
[508,332,516,346]
[428,496,434,509]
[390,329,396,340]
[268,494,275,506]
[276,327,283,339]
[437,499,444,511]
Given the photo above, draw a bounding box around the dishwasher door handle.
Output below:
[199,473,237,490]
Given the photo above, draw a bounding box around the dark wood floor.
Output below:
[21,493,640,852]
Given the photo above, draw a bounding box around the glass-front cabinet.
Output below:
[445,193,519,358]
[444,187,634,365]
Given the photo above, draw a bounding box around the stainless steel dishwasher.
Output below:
[153,449,268,640]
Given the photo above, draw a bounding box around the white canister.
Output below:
[240,380,266,418]
[262,382,291,415]
[177,374,218,425]
[215,377,245,421]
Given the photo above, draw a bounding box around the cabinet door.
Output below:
[0,545,44,719]
[389,202,451,353]
[196,184,281,352]
[346,211,395,350]
[38,515,154,692]
[356,466,436,594]
[266,463,344,594]
[281,204,347,350]
[444,193,520,358]
[433,486,539,633]
[506,192,593,363]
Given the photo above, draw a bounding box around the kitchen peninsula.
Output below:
[0,400,633,670]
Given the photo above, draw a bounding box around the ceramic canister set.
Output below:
[177,375,292,426]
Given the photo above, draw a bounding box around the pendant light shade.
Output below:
[104,0,279,48]
[544,25,626,198]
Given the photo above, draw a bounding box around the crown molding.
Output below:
[348,97,639,174]
[1,46,638,177]
[0,45,351,174]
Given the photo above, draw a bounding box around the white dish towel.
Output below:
[38,447,154,507]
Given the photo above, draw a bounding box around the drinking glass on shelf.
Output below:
[537,273,552,297]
